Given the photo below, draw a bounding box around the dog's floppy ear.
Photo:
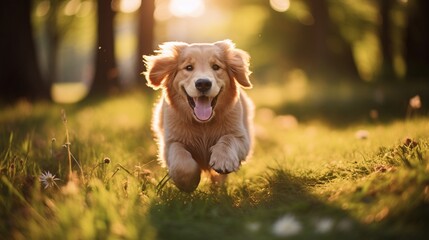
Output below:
[143,42,187,90]
[215,39,252,89]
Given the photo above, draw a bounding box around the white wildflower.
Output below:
[315,218,334,233]
[39,171,60,189]
[272,214,302,237]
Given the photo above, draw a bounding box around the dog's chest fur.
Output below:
[161,102,243,169]
[167,117,234,168]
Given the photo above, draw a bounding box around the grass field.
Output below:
[1,83,429,239]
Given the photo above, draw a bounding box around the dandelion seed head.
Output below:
[39,171,60,189]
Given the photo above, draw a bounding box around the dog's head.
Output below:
[143,40,252,122]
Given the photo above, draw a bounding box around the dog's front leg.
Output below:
[166,142,201,192]
[210,134,250,174]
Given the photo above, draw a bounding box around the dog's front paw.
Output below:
[210,145,240,174]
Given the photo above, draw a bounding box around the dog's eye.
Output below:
[212,64,220,71]
[185,65,194,71]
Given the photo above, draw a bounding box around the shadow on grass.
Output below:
[148,168,380,240]
[273,82,429,127]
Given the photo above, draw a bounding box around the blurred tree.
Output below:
[304,0,359,80]
[404,0,429,79]
[44,0,76,86]
[257,0,360,82]
[378,0,396,80]
[46,0,61,88]
[237,0,428,82]
[137,0,155,85]
[89,0,120,96]
[0,0,50,102]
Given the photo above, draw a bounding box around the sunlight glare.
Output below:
[169,0,205,18]
[112,0,141,13]
[270,0,290,12]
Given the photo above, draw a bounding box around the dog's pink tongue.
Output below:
[194,97,212,121]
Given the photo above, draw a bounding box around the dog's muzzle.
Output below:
[183,87,221,122]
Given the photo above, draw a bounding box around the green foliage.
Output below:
[1,88,429,239]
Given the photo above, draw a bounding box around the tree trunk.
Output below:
[138,0,155,85]
[46,0,60,86]
[379,0,395,80]
[89,0,119,96]
[305,0,360,80]
[306,0,330,75]
[0,0,50,103]
[404,0,429,79]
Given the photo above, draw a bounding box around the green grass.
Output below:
[1,85,429,239]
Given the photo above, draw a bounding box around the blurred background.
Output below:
[1,0,428,123]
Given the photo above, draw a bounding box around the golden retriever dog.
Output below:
[143,40,254,192]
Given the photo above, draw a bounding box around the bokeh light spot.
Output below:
[169,0,205,18]
[270,0,290,12]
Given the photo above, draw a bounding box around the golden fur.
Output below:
[143,40,254,192]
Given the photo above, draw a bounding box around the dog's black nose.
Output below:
[195,79,212,93]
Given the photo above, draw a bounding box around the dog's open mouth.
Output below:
[183,88,221,122]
